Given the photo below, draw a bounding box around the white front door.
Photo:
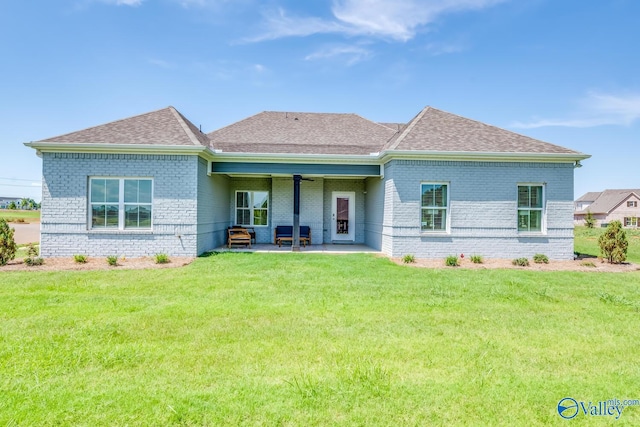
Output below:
[331,191,355,242]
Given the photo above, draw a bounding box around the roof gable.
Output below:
[383,106,583,155]
[581,189,640,214]
[207,111,397,155]
[42,107,208,147]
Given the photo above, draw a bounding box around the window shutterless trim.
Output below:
[234,190,269,227]
[88,177,153,231]
[517,183,545,234]
[420,182,450,233]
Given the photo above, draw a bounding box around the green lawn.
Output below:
[2,253,640,425]
[0,209,40,223]
[575,225,640,264]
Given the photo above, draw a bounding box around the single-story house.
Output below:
[25,106,589,259]
[574,189,640,227]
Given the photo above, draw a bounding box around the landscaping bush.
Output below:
[106,255,118,267]
[533,253,549,264]
[0,218,17,266]
[512,258,529,267]
[445,255,459,267]
[402,254,416,264]
[74,254,88,264]
[155,253,170,264]
[598,220,628,264]
[470,255,483,264]
[24,257,44,266]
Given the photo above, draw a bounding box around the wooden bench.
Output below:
[274,225,311,247]
[229,225,256,244]
[227,227,252,248]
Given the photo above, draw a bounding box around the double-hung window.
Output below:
[421,183,448,232]
[90,178,152,230]
[235,191,269,226]
[517,184,544,232]
[624,217,638,227]
[628,201,638,208]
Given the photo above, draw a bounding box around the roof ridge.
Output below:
[385,106,431,151]
[168,106,207,146]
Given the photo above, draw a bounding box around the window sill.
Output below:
[89,229,154,234]
[420,231,451,236]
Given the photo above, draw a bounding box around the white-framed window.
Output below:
[627,201,638,208]
[624,217,638,227]
[421,183,448,232]
[235,191,269,226]
[90,178,152,230]
[517,184,544,232]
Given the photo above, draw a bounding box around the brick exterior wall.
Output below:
[369,159,576,260]
[40,153,199,257]
[197,158,229,254]
[228,177,272,243]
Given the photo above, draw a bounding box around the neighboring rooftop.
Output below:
[576,189,640,214]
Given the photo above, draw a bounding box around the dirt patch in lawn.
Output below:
[1,256,195,272]
[391,256,640,273]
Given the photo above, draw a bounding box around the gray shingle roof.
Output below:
[207,111,397,155]
[578,189,640,214]
[42,106,208,146]
[575,191,602,202]
[383,106,583,154]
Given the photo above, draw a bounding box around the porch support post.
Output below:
[292,174,301,252]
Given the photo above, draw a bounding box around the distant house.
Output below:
[25,105,589,259]
[0,197,21,209]
[574,189,640,227]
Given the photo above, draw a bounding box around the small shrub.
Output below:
[74,254,88,264]
[106,255,118,267]
[402,254,415,264]
[0,218,17,266]
[598,220,628,264]
[512,257,529,267]
[445,255,459,267]
[470,255,483,264]
[26,243,39,257]
[24,257,44,266]
[533,253,549,264]
[13,218,25,223]
[580,261,596,268]
[584,210,596,228]
[155,253,170,264]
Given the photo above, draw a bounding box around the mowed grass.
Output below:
[575,225,640,263]
[0,209,40,223]
[2,253,640,426]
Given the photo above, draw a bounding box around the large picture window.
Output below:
[90,178,152,230]
[235,191,269,226]
[517,185,544,232]
[421,183,448,232]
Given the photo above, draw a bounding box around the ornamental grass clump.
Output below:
[402,254,416,264]
[445,255,459,267]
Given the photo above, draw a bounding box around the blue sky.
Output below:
[2,0,639,201]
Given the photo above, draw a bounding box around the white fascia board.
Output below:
[379,150,591,163]
[24,142,216,160]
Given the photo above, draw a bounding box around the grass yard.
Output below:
[575,225,640,264]
[1,253,640,425]
[0,209,40,223]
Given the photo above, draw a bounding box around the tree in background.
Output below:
[584,210,596,228]
[0,218,17,266]
[7,201,17,210]
[598,220,628,264]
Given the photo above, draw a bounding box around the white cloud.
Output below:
[248,0,506,42]
[512,92,640,129]
[105,0,143,6]
[305,45,373,65]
